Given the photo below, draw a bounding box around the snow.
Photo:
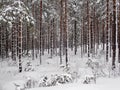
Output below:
[28,78,120,90]
[0,0,34,26]
[0,0,120,89]
[0,47,120,90]
[96,0,101,4]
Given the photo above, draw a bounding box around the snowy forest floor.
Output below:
[0,47,120,90]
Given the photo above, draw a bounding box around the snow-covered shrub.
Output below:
[60,64,79,82]
[106,63,120,77]
[83,76,96,84]
[38,74,73,87]
[13,81,26,90]
[60,64,70,72]
[78,67,95,84]
[68,71,78,81]
[86,59,105,77]
[86,59,99,70]
[56,74,73,84]
[38,75,59,87]
[25,77,38,88]
[24,61,34,72]
[22,52,31,58]
[38,76,49,87]
[7,60,17,66]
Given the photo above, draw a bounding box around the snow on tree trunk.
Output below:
[18,18,22,73]
[11,21,17,62]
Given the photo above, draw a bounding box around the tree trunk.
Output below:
[74,20,77,55]
[106,0,109,62]
[12,22,17,61]
[18,18,22,73]
[64,0,68,67]
[118,0,120,63]
[87,1,90,58]
[112,0,116,69]
[39,0,42,64]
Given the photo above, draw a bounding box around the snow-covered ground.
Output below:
[0,47,120,90]
[28,77,120,90]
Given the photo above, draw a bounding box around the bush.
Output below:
[24,61,34,72]
[38,74,73,87]
[83,76,96,84]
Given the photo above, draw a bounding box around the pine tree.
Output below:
[102,20,105,50]
[32,33,35,60]
[74,20,77,55]
[90,20,93,53]
[48,21,50,54]
[1,23,6,60]
[81,17,84,57]
[118,0,120,63]
[50,19,53,58]
[18,18,22,73]
[112,0,116,69]
[11,21,17,62]
[110,13,112,57]
[93,7,96,57]
[0,24,1,58]
[87,1,90,58]
[106,0,109,62]
[64,0,68,67]
[39,0,42,64]
[5,25,9,58]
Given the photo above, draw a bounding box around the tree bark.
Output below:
[112,0,116,69]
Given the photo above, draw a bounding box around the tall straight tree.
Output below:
[32,33,35,60]
[118,0,120,63]
[93,7,96,57]
[64,0,68,67]
[106,0,109,62]
[110,13,112,57]
[81,17,84,57]
[112,0,116,69]
[18,18,22,73]
[5,26,9,58]
[1,24,6,60]
[74,20,77,55]
[11,21,17,62]
[47,21,50,54]
[0,24,1,58]
[87,1,90,58]
[102,20,105,50]
[39,0,42,64]
[50,19,53,58]
[90,20,93,53]
[60,0,63,64]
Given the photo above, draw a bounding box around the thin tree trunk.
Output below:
[12,22,17,61]
[64,0,68,67]
[18,18,22,73]
[102,20,105,50]
[106,0,109,62]
[39,0,42,64]
[74,20,77,55]
[112,0,116,69]
[48,21,50,54]
[50,19,53,58]
[87,1,90,58]
[118,0,120,63]
[32,34,34,60]
[0,25,1,58]
[59,0,63,64]
[110,13,112,57]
